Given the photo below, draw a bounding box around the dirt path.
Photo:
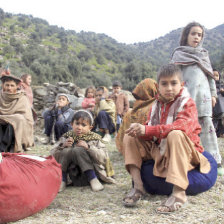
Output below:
[12,138,224,224]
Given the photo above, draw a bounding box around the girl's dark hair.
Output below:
[180,22,204,46]
[157,64,183,83]
[20,74,31,83]
[71,110,94,125]
[84,86,95,97]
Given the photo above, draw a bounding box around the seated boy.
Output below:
[93,86,116,143]
[109,80,129,131]
[43,93,74,144]
[122,64,211,213]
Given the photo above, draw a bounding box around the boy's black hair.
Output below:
[71,110,94,125]
[112,80,122,87]
[157,64,183,83]
[180,22,204,46]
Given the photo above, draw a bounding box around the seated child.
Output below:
[43,93,74,144]
[82,86,96,112]
[122,64,211,213]
[93,86,116,143]
[109,80,129,131]
[51,110,115,192]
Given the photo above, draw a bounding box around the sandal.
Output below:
[156,195,187,214]
[123,188,145,207]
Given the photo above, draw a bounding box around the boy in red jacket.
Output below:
[122,64,210,213]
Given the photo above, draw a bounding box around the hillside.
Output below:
[0,8,224,91]
[134,24,224,67]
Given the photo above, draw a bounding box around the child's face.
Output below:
[112,86,121,94]
[72,118,92,136]
[213,71,219,81]
[57,96,69,108]
[187,26,203,48]
[95,90,104,103]
[26,76,32,86]
[157,74,183,102]
[87,89,94,98]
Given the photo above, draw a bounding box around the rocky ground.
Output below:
[11,136,224,224]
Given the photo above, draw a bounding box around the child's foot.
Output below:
[156,195,187,213]
[102,133,111,143]
[90,178,104,191]
[217,164,224,176]
[123,188,145,207]
[59,181,66,192]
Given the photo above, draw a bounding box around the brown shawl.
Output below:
[116,78,157,153]
[0,90,34,152]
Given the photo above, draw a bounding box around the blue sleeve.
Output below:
[58,108,74,123]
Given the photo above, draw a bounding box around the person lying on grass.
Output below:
[121,63,211,213]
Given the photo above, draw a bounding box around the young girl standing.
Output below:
[82,86,96,111]
[20,74,33,107]
[51,110,115,192]
[171,22,223,175]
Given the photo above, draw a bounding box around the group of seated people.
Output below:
[43,81,129,144]
[0,63,220,214]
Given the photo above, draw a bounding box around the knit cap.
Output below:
[56,93,70,103]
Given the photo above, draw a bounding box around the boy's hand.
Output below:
[125,123,145,137]
[63,137,74,148]
[76,140,89,149]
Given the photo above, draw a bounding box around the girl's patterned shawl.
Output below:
[171,46,214,79]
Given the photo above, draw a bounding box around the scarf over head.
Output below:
[148,87,190,155]
[171,45,214,79]
[116,78,157,153]
[0,91,34,152]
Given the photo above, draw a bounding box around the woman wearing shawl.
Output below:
[116,78,157,153]
[171,22,223,175]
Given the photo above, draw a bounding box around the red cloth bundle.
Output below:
[0,153,61,223]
